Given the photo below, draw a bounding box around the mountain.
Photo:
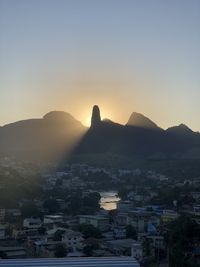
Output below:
[0,111,86,162]
[167,124,194,135]
[0,107,200,163]
[127,112,159,129]
[73,106,200,161]
[91,105,101,127]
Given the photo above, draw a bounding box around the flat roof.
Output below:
[0,257,140,267]
[79,215,108,220]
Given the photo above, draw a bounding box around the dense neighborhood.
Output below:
[0,157,200,266]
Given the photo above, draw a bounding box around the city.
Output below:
[1,0,200,266]
[0,157,199,266]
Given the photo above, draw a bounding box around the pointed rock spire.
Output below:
[91,105,101,127]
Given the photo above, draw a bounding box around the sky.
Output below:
[0,0,200,130]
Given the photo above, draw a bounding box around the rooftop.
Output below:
[0,257,140,267]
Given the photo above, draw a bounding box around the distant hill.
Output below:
[73,106,200,161]
[0,107,200,163]
[0,111,86,162]
[127,112,160,129]
[167,124,195,135]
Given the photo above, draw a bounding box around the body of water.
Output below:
[99,191,120,210]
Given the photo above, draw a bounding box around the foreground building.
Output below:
[0,257,140,267]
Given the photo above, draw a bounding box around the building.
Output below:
[127,211,149,233]
[161,210,179,222]
[131,242,143,261]
[23,218,42,229]
[43,215,63,224]
[46,227,84,251]
[62,229,83,250]
[146,235,165,249]
[117,201,133,212]
[0,224,6,239]
[0,257,140,267]
[0,246,26,259]
[191,192,200,201]
[106,239,137,256]
[79,215,109,231]
[0,209,5,223]
[116,213,128,226]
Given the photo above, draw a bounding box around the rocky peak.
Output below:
[127,112,159,129]
[91,105,101,127]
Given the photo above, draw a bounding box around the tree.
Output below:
[167,215,200,267]
[83,238,100,256]
[118,188,128,200]
[83,192,101,210]
[38,226,46,235]
[143,238,151,257]
[43,198,59,213]
[53,230,65,241]
[21,201,40,218]
[126,224,137,239]
[54,244,67,258]
[78,223,102,239]
[0,251,7,259]
[83,245,93,256]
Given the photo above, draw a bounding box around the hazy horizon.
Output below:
[1,0,200,130]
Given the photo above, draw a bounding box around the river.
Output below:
[99,191,120,210]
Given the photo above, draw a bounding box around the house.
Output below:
[0,246,27,259]
[62,229,84,250]
[0,224,6,239]
[23,218,42,229]
[193,205,200,216]
[79,215,109,231]
[0,257,140,267]
[134,195,144,202]
[117,201,133,212]
[131,242,143,261]
[106,238,137,256]
[13,228,39,240]
[43,215,63,225]
[161,210,179,222]
[6,209,21,217]
[113,227,126,239]
[46,227,84,251]
[127,211,149,233]
[0,209,5,222]
[191,192,200,201]
[146,235,165,249]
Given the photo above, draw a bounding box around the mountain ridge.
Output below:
[0,107,200,162]
[126,112,160,129]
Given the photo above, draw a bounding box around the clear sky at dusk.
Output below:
[0,0,200,130]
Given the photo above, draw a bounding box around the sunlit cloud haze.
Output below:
[0,0,200,130]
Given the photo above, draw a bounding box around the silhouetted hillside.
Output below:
[1,107,200,163]
[0,111,86,162]
[73,107,200,161]
[127,112,160,129]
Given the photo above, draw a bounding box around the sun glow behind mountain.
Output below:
[84,116,92,127]
[0,1,200,131]
[83,108,114,127]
